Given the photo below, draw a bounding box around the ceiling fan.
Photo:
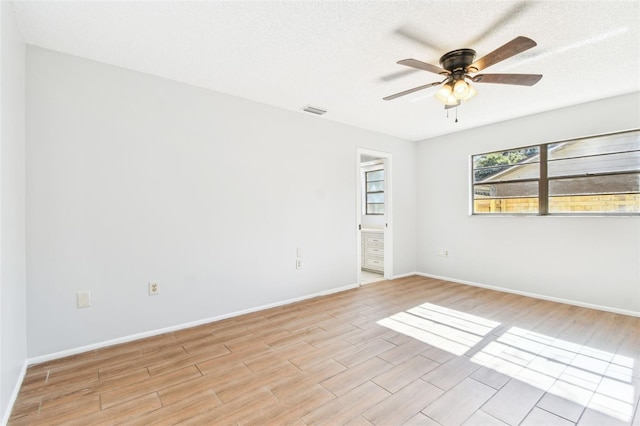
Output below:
[383,36,542,109]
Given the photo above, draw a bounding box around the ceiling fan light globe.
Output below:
[445,94,459,106]
[453,80,470,99]
[463,84,478,102]
[435,84,453,104]
[440,83,453,96]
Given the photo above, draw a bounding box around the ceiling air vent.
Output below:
[302,105,327,116]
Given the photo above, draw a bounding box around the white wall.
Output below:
[0,1,27,421]
[25,46,416,358]
[416,93,640,314]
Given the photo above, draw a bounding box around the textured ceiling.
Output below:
[11,1,640,141]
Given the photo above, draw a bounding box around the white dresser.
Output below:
[361,230,384,273]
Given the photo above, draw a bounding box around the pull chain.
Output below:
[445,107,460,123]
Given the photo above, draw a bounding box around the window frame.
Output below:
[471,129,640,217]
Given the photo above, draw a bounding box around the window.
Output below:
[365,169,384,215]
[473,146,540,214]
[472,129,640,215]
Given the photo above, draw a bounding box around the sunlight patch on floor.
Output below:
[377,303,637,423]
[377,302,500,356]
[471,326,636,422]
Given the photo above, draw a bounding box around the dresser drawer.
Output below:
[365,246,384,256]
[364,257,384,271]
[364,235,383,245]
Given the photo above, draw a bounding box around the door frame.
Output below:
[356,148,393,285]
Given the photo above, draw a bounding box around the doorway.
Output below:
[356,148,393,285]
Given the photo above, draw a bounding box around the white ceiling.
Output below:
[11,0,640,141]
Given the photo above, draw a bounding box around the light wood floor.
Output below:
[360,270,384,285]
[9,276,640,425]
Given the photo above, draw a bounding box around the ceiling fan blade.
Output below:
[472,73,542,86]
[397,59,448,76]
[468,36,537,72]
[383,81,442,101]
[394,27,443,51]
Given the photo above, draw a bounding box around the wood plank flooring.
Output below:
[9,276,640,425]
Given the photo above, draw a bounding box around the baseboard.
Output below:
[416,272,640,318]
[392,271,419,279]
[319,282,360,296]
[27,282,360,366]
[1,360,28,426]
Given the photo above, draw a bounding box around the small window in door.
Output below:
[366,169,384,215]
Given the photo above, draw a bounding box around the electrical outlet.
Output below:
[296,258,302,270]
[77,291,91,308]
[437,248,449,257]
[148,281,159,295]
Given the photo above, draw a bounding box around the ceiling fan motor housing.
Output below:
[439,48,476,73]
